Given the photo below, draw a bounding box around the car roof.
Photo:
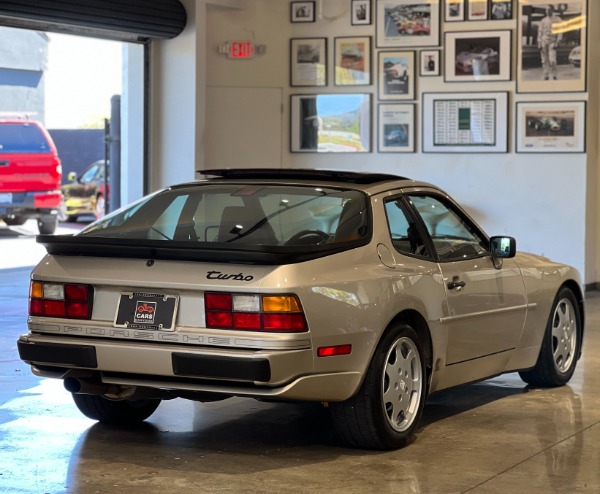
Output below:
[190,168,431,195]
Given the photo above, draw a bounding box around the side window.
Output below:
[384,198,429,257]
[408,194,487,261]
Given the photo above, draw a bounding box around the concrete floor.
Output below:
[1,222,600,493]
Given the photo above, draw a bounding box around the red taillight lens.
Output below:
[65,284,89,301]
[205,292,307,332]
[29,281,93,320]
[263,314,306,331]
[233,313,261,329]
[205,293,232,310]
[206,311,233,328]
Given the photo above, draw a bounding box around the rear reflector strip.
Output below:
[317,345,352,357]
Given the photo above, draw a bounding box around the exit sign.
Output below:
[228,41,254,59]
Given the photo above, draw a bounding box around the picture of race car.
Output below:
[383,61,409,82]
[396,20,430,36]
[569,46,581,68]
[455,47,499,75]
[527,116,563,132]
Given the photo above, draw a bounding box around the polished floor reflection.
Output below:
[1,264,599,493]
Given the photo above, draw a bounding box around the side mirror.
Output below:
[490,236,516,259]
[67,171,78,182]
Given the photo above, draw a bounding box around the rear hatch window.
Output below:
[0,123,52,153]
[83,184,369,245]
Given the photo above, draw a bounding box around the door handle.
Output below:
[447,277,466,290]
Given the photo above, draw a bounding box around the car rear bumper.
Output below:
[0,190,61,217]
[17,333,362,402]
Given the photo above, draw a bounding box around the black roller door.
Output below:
[0,0,186,42]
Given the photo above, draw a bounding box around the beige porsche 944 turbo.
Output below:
[18,169,584,450]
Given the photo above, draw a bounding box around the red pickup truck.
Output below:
[0,118,62,234]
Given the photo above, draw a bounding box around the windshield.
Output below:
[79,184,370,248]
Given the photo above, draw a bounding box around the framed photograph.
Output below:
[489,0,513,20]
[378,50,416,100]
[290,94,372,153]
[378,103,416,152]
[375,0,440,48]
[444,30,511,82]
[422,91,509,153]
[291,1,316,22]
[517,0,587,93]
[334,36,371,86]
[516,101,586,153]
[445,0,465,22]
[290,38,327,87]
[420,49,440,76]
[352,0,372,25]
[467,0,488,20]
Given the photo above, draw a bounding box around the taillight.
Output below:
[29,281,93,320]
[205,292,307,332]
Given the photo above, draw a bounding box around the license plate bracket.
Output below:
[115,292,178,331]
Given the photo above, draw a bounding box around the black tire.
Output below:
[37,216,57,234]
[519,287,582,387]
[71,393,161,425]
[3,216,27,226]
[330,323,427,450]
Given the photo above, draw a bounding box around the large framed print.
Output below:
[290,94,372,153]
[290,38,327,87]
[516,101,586,153]
[378,103,415,153]
[376,0,440,48]
[378,50,416,100]
[422,92,508,153]
[517,0,587,93]
[334,36,372,86]
[444,30,511,82]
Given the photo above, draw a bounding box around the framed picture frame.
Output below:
[352,0,372,25]
[290,38,327,87]
[334,36,372,86]
[290,94,372,153]
[290,1,316,23]
[516,101,586,153]
[420,49,440,76]
[378,50,416,100]
[375,0,440,48]
[516,0,587,93]
[467,0,488,20]
[378,103,416,153]
[444,30,511,82]
[422,91,509,153]
[489,0,513,20]
[445,0,465,22]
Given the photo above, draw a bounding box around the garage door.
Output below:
[0,0,186,42]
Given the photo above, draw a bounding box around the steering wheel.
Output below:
[285,229,329,245]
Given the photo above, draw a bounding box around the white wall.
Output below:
[147,0,597,285]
